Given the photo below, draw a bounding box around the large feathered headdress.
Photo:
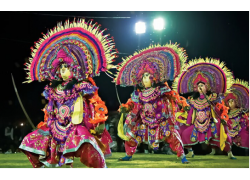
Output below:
[172,57,235,94]
[225,79,249,109]
[24,19,117,83]
[114,42,187,86]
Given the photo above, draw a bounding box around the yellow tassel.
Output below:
[93,135,107,153]
[175,111,187,124]
[90,129,96,134]
[191,108,196,125]
[117,113,129,141]
[72,94,83,124]
[90,127,107,153]
[220,123,227,151]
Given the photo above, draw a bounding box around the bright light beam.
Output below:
[153,18,164,30]
[135,21,146,34]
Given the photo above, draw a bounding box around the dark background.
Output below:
[0,11,248,138]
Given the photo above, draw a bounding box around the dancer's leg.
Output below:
[118,139,138,161]
[165,129,189,164]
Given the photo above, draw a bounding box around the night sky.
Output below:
[0,11,249,129]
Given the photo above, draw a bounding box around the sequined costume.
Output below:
[181,93,232,151]
[19,19,117,168]
[122,86,186,157]
[224,79,249,149]
[115,43,190,163]
[172,58,236,157]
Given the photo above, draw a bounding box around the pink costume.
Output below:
[115,43,190,163]
[172,58,235,153]
[19,19,117,168]
[224,79,249,149]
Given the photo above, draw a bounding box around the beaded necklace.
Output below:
[142,87,156,96]
[140,87,160,103]
[190,93,217,110]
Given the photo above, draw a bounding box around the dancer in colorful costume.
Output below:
[172,58,236,159]
[223,79,249,150]
[115,43,190,163]
[19,19,117,168]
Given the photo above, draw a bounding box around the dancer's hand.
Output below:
[184,106,190,111]
[221,119,227,125]
[95,123,105,134]
[119,105,127,113]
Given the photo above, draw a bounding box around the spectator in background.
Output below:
[106,112,120,152]
[136,143,149,154]
[161,143,174,155]
[109,126,118,152]
[105,123,109,131]
[3,122,14,154]
[106,112,126,152]
[13,123,22,153]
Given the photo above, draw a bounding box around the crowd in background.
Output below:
[0,121,30,154]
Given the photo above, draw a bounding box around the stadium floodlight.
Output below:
[153,17,164,30]
[135,21,146,34]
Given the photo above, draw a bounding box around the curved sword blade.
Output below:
[11,73,36,129]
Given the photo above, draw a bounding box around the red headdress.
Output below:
[51,49,74,69]
[193,72,210,91]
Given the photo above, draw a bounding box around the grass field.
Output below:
[0,152,248,168]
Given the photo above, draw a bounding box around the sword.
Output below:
[11,73,36,130]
